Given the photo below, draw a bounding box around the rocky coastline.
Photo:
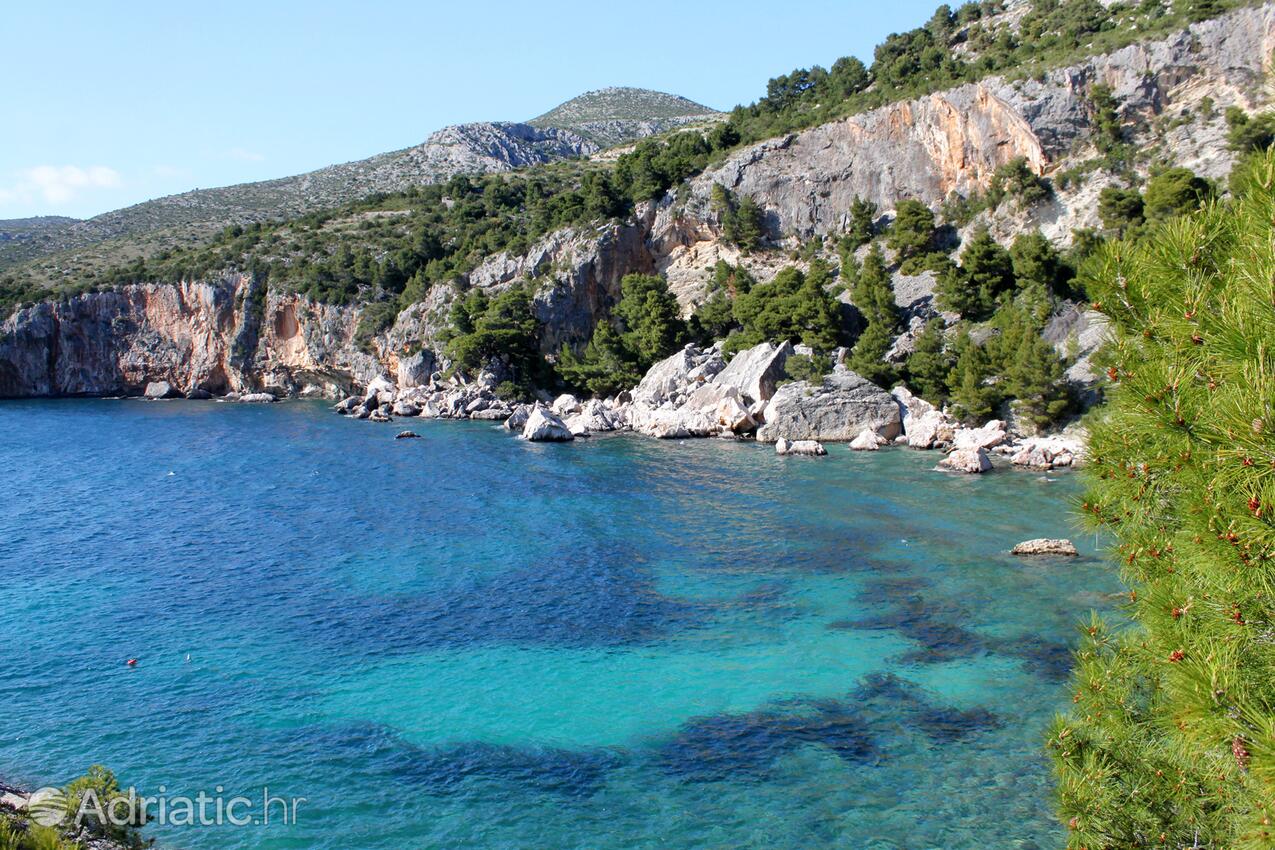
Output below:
[327,339,1086,474]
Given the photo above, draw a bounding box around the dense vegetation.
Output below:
[1049,147,1275,850]
[0,766,146,850]
[557,274,689,396]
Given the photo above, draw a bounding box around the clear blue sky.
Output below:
[2,0,939,220]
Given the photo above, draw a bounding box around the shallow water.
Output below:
[0,399,1120,850]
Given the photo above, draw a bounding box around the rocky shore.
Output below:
[329,339,1086,473]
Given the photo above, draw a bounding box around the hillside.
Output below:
[528,87,720,146]
[0,88,712,276]
[2,0,1271,425]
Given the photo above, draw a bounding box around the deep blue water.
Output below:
[0,400,1121,850]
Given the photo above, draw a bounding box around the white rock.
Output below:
[1009,435,1086,469]
[551,393,581,416]
[392,400,420,417]
[716,396,757,433]
[937,447,992,473]
[504,404,533,430]
[239,392,277,403]
[364,375,395,402]
[850,429,882,451]
[1011,538,1079,556]
[714,341,793,405]
[521,408,574,442]
[952,420,1008,451]
[756,368,901,442]
[905,409,958,449]
[776,438,827,456]
[144,380,178,399]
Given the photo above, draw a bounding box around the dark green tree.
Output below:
[445,284,545,395]
[937,227,1013,320]
[1050,146,1275,850]
[612,273,688,368]
[888,199,936,269]
[905,318,953,402]
[1097,186,1145,238]
[946,330,998,423]
[1144,166,1214,222]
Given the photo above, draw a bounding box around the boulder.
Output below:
[756,367,901,442]
[952,420,1008,452]
[564,404,617,435]
[419,401,441,419]
[464,397,491,414]
[631,345,719,406]
[239,392,277,403]
[185,388,213,400]
[504,404,533,430]
[396,351,436,390]
[682,381,743,414]
[471,406,512,421]
[334,396,361,414]
[364,375,395,403]
[392,400,420,417]
[905,409,958,449]
[776,438,827,456]
[395,430,421,440]
[551,393,581,416]
[144,380,178,399]
[716,396,757,433]
[1011,538,1079,556]
[714,341,793,405]
[850,429,883,451]
[1009,435,1086,469]
[521,408,574,442]
[937,448,992,474]
[629,404,717,439]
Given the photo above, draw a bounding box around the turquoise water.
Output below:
[0,400,1121,850]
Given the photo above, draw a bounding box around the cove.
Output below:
[0,399,1121,850]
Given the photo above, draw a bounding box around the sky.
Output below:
[1,0,940,220]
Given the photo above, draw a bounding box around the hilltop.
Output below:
[0,88,715,275]
[528,87,720,146]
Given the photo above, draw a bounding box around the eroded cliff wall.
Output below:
[2,4,1271,398]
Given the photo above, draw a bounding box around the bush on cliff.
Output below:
[1049,149,1275,850]
[557,273,687,396]
[725,260,844,354]
[443,284,547,396]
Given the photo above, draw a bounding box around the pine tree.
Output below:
[888,199,936,268]
[613,273,687,368]
[946,330,998,422]
[848,245,902,385]
[1049,149,1275,850]
[557,320,642,397]
[938,227,1013,320]
[905,318,953,402]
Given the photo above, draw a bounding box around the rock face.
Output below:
[0,275,379,399]
[1011,538,1079,556]
[757,368,902,442]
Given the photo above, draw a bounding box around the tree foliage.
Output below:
[727,260,843,353]
[444,284,547,396]
[558,273,687,396]
[1050,149,1275,850]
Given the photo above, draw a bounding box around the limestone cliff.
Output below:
[1,5,1270,399]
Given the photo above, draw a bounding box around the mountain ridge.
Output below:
[0,87,717,272]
